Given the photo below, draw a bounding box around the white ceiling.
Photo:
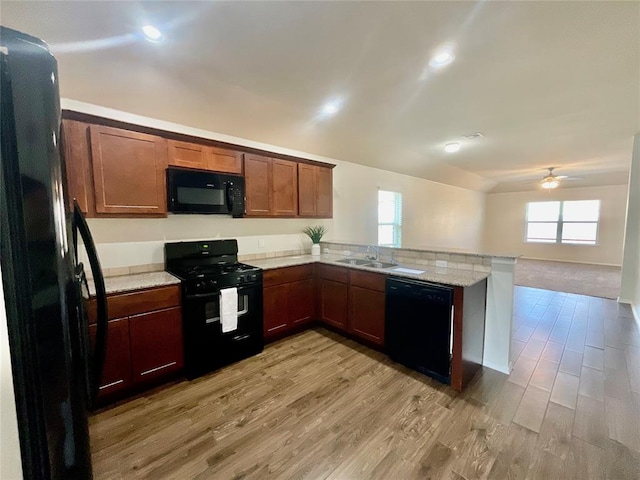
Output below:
[2,1,639,192]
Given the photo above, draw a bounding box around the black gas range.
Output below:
[165,240,263,379]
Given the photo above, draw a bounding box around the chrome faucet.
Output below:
[366,245,380,261]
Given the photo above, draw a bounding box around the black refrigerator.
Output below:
[0,27,108,479]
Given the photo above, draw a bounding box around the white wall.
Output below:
[331,160,486,251]
[66,101,486,268]
[0,262,24,480]
[483,185,628,266]
[620,134,640,320]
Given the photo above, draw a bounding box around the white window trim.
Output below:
[525,200,601,245]
[378,190,402,248]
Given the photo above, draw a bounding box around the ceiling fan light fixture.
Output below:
[541,176,559,189]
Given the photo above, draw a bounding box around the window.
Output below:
[525,200,600,245]
[378,190,402,247]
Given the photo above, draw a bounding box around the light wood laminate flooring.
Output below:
[90,286,640,479]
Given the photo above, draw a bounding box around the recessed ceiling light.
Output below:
[142,25,163,42]
[320,99,342,117]
[444,142,461,153]
[429,46,455,68]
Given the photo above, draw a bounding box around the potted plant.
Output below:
[303,225,327,256]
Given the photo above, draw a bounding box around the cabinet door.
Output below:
[298,164,317,216]
[244,154,273,216]
[272,159,298,216]
[61,119,94,215]
[167,140,208,170]
[264,284,289,338]
[320,279,348,331]
[316,166,333,218]
[128,307,184,383]
[89,318,132,397]
[348,286,386,346]
[206,146,243,174]
[289,278,315,326]
[89,125,168,215]
[129,307,184,383]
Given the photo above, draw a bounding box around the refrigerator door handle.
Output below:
[72,201,108,407]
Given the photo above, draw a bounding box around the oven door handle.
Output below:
[186,288,253,301]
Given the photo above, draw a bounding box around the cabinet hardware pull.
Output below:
[99,379,124,390]
[140,362,177,376]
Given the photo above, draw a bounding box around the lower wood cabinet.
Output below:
[264,283,289,337]
[88,285,183,401]
[319,279,348,330]
[129,307,184,383]
[318,265,349,331]
[263,265,315,341]
[347,270,386,346]
[289,279,314,326]
[89,317,132,397]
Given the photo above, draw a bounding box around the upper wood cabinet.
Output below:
[272,159,298,216]
[61,111,334,219]
[206,146,242,174]
[298,163,317,216]
[167,141,243,175]
[244,155,299,217]
[244,154,273,216]
[167,140,208,170]
[297,164,333,218]
[61,119,94,215]
[89,125,167,216]
[316,166,333,218]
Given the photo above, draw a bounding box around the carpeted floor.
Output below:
[514,258,622,299]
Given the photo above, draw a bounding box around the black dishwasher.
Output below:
[385,277,454,384]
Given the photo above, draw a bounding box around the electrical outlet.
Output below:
[258,239,265,248]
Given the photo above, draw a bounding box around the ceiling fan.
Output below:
[540,167,565,189]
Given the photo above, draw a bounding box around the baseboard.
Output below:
[520,256,622,268]
[482,360,510,375]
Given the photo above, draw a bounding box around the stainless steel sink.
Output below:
[364,261,397,269]
[336,258,371,266]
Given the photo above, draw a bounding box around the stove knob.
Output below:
[251,274,258,282]
[208,279,217,287]
[195,281,205,291]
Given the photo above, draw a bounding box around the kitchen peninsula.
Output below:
[247,241,518,377]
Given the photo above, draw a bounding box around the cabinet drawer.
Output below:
[349,269,386,292]
[88,285,181,323]
[318,264,348,283]
[264,264,314,286]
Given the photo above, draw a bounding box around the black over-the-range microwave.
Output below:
[167,167,245,217]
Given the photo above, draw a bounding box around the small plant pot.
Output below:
[311,244,321,256]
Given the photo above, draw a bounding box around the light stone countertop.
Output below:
[321,241,520,260]
[89,252,490,297]
[89,271,181,296]
[247,254,489,287]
